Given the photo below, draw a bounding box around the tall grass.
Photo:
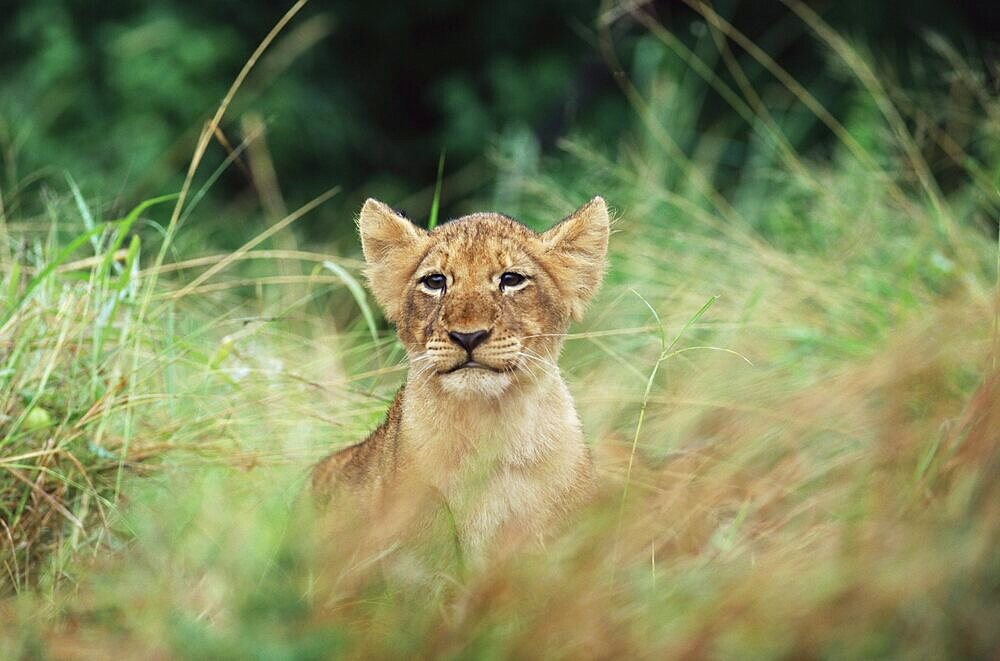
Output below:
[2,3,999,658]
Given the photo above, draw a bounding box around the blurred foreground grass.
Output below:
[2,5,1000,659]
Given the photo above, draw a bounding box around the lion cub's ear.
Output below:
[540,196,610,321]
[358,198,429,322]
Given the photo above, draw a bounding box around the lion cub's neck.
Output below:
[399,370,582,488]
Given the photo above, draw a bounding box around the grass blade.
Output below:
[1,225,106,327]
[428,150,446,230]
[323,260,378,343]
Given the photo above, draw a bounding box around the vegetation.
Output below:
[2,1,999,658]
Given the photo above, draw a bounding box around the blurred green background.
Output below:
[2,3,1000,656]
[1,0,996,241]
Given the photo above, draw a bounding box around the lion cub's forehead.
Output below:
[422,213,539,274]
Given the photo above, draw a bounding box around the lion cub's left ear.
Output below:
[358,198,430,322]
[540,196,610,321]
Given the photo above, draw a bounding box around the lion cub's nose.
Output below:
[448,329,491,353]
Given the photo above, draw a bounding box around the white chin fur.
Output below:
[438,369,513,399]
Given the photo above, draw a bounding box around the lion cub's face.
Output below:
[358,197,609,398]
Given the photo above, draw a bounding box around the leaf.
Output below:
[100,193,179,283]
[65,173,102,256]
[322,260,379,343]
[2,225,107,326]
[3,261,20,311]
[428,150,446,230]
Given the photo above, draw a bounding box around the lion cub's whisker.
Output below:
[517,351,560,381]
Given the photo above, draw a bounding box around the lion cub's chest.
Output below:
[400,409,581,551]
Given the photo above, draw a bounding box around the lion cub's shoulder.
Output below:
[311,389,404,499]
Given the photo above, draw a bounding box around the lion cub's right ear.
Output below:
[358,198,429,322]
[540,196,610,321]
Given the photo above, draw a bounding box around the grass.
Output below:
[2,5,1000,659]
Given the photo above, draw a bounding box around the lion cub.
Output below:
[312,196,609,555]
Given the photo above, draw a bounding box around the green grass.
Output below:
[2,6,1000,659]
[428,150,447,230]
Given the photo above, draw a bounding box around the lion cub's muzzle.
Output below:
[448,329,490,354]
[443,328,498,373]
[424,327,522,375]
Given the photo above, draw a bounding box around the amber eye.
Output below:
[499,272,526,290]
[420,273,447,291]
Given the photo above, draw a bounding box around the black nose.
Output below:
[448,329,491,353]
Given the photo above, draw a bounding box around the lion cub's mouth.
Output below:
[443,360,500,374]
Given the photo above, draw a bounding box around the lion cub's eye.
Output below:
[419,273,447,292]
[499,272,527,291]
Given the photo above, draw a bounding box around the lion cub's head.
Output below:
[358,197,609,398]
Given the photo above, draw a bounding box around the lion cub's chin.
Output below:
[437,368,514,399]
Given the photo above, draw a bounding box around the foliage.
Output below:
[1,1,995,233]
[2,2,1000,658]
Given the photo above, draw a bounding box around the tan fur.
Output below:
[312,196,610,556]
